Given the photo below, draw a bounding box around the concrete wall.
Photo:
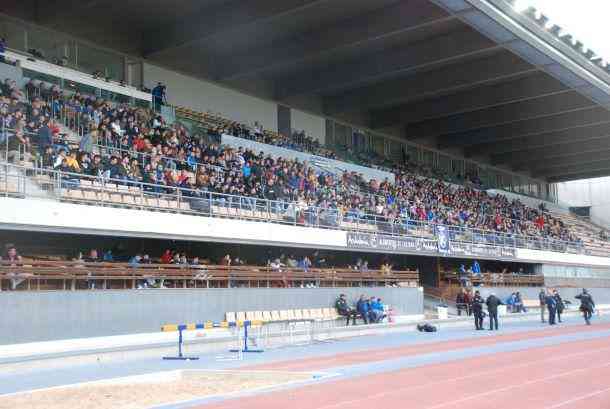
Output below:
[0,287,423,345]
[143,63,278,132]
[291,108,326,144]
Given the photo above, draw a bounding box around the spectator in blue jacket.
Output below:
[356,294,371,324]
[129,254,142,267]
[472,260,481,276]
[370,297,386,323]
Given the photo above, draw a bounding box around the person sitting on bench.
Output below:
[356,294,371,324]
[335,294,358,325]
[370,297,386,323]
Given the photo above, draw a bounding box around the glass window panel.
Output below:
[0,16,26,51]
[373,135,384,156]
[438,154,450,173]
[76,43,123,80]
[325,119,334,147]
[451,158,463,178]
[422,149,434,167]
[503,173,512,192]
[27,25,73,65]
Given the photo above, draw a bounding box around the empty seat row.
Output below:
[61,189,191,211]
[225,308,340,324]
[79,179,142,194]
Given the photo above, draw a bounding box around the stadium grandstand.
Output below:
[1,1,610,407]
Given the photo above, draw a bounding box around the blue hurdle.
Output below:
[161,320,263,360]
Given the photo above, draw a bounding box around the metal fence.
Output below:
[0,161,585,255]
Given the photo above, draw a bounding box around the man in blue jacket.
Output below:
[356,294,371,324]
[545,289,557,325]
[369,297,385,323]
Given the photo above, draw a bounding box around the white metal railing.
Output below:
[0,160,585,256]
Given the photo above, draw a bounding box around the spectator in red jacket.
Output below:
[160,249,173,264]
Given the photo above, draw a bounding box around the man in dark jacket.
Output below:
[545,290,557,325]
[553,290,565,323]
[335,294,357,326]
[472,290,485,330]
[575,289,595,325]
[486,292,504,331]
[37,120,53,155]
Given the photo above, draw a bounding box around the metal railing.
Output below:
[0,118,592,255]
[0,161,586,255]
[0,260,420,291]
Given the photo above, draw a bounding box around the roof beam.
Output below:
[439,107,610,149]
[486,122,610,162]
[323,51,536,115]
[549,169,610,183]
[405,91,594,139]
[371,72,569,129]
[507,138,610,170]
[535,158,610,179]
[142,0,325,57]
[274,27,496,99]
[219,0,452,81]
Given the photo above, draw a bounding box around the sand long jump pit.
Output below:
[0,369,322,408]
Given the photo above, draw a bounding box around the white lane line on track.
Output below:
[315,344,610,409]
[426,361,610,409]
[544,386,610,408]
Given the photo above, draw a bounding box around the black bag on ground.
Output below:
[417,323,437,332]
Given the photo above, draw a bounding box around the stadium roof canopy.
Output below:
[3,0,610,182]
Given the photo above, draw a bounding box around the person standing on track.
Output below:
[553,290,565,323]
[575,289,595,325]
[538,288,547,323]
[472,290,485,330]
[545,289,557,326]
[486,292,504,331]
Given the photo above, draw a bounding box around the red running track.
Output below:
[200,327,610,409]
[249,322,610,372]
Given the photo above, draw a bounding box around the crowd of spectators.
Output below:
[0,78,582,246]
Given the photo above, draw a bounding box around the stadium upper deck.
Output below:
[3,0,610,185]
